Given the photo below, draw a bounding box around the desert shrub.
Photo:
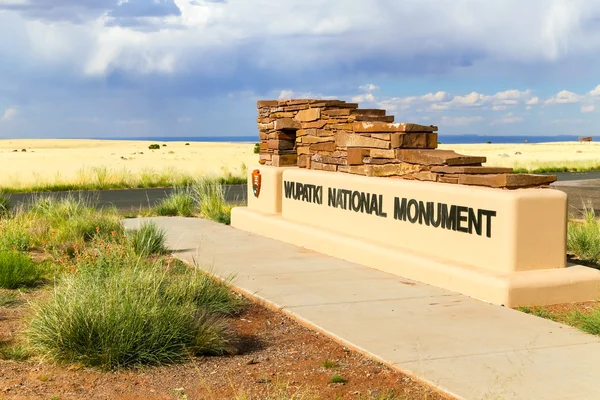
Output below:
[193,178,232,225]
[253,143,260,154]
[567,209,600,263]
[28,261,237,370]
[0,251,45,289]
[127,221,167,256]
[148,144,160,150]
[0,193,11,218]
[153,190,196,217]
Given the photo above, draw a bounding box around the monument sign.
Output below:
[232,99,600,307]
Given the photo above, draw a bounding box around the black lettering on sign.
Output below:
[328,188,387,218]
[393,197,496,238]
[283,181,323,205]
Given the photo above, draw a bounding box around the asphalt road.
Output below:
[5,185,248,213]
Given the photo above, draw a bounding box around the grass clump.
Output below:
[329,374,347,384]
[127,221,167,256]
[194,178,233,225]
[28,257,240,370]
[567,309,600,336]
[253,143,260,154]
[0,193,10,218]
[149,144,160,150]
[153,189,196,217]
[0,251,45,289]
[517,306,558,321]
[0,291,20,307]
[322,359,340,369]
[0,343,32,361]
[567,209,600,263]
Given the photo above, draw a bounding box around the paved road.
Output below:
[122,216,600,400]
[4,185,248,213]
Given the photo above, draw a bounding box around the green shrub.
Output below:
[253,143,260,154]
[330,374,346,384]
[0,193,11,218]
[148,144,160,150]
[0,251,45,289]
[567,209,600,263]
[567,309,600,336]
[28,262,236,370]
[0,222,32,251]
[153,191,196,217]
[193,178,232,225]
[0,344,32,361]
[127,221,167,256]
[0,291,19,307]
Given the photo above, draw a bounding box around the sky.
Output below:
[1,0,600,138]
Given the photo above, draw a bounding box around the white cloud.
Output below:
[439,116,484,126]
[590,85,600,97]
[544,90,581,104]
[526,96,540,105]
[581,104,596,113]
[352,93,375,103]
[490,112,524,125]
[359,84,380,92]
[0,107,17,122]
[492,105,507,111]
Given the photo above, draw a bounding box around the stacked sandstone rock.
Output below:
[256,99,556,189]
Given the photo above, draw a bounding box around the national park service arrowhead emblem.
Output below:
[252,169,261,198]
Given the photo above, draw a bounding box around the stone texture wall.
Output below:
[257,99,556,189]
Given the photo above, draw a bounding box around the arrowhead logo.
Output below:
[252,169,262,198]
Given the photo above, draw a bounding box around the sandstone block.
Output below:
[413,172,439,182]
[272,154,298,167]
[311,162,324,170]
[311,154,347,166]
[309,142,337,152]
[336,133,391,149]
[259,142,268,151]
[371,133,391,140]
[270,112,295,118]
[338,165,371,175]
[302,120,328,129]
[323,109,352,117]
[268,131,296,141]
[302,136,335,145]
[391,133,438,149]
[295,108,321,122]
[296,129,308,137]
[439,175,459,184]
[297,146,310,155]
[347,148,370,165]
[259,153,272,161]
[332,150,348,158]
[363,157,401,165]
[395,150,486,166]
[370,149,396,159]
[353,122,438,133]
[352,109,386,116]
[278,99,317,106]
[298,155,309,168]
[275,118,302,130]
[323,164,338,172]
[327,123,353,131]
[312,101,358,109]
[258,122,274,131]
[355,115,395,122]
[284,104,311,111]
[458,174,557,189]
[257,100,278,107]
[366,163,424,177]
[431,166,514,174]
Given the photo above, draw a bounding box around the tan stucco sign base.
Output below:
[232,166,600,307]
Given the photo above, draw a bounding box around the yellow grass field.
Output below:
[1,139,599,191]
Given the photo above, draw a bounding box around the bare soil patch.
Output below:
[1,290,452,400]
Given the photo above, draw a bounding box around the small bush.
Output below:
[0,291,19,307]
[567,209,600,263]
[0,193,11,218]
[153,191,196,217]
[0,251,45,289]
[148,144,160,150]
[568,309,600,336]
[0,344,32,361]
[185,143,190,146]
[127,221,167,256]
[28,262,236,370]
[162,144,167,147]
[253,143,260,154]
[0,222,32,252]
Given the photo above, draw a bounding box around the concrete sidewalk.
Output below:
[123,217,600,400]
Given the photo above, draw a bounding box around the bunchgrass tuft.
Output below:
[0,291,20,307]
[567,208,600,264]
[0,251,45,289]
[193,178,233,225]
[28,257,239,370]
[0,193,11,218]
[567,309,600,336]
[153,189,196,217]
[322,359,340,369]
[329,374,347,384]
[0,343,32,361]
[517,306,558,321]
[127,221,168,256]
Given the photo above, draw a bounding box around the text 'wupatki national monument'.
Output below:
[231,99,600,307]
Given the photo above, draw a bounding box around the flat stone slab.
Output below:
[122,217,600,400]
